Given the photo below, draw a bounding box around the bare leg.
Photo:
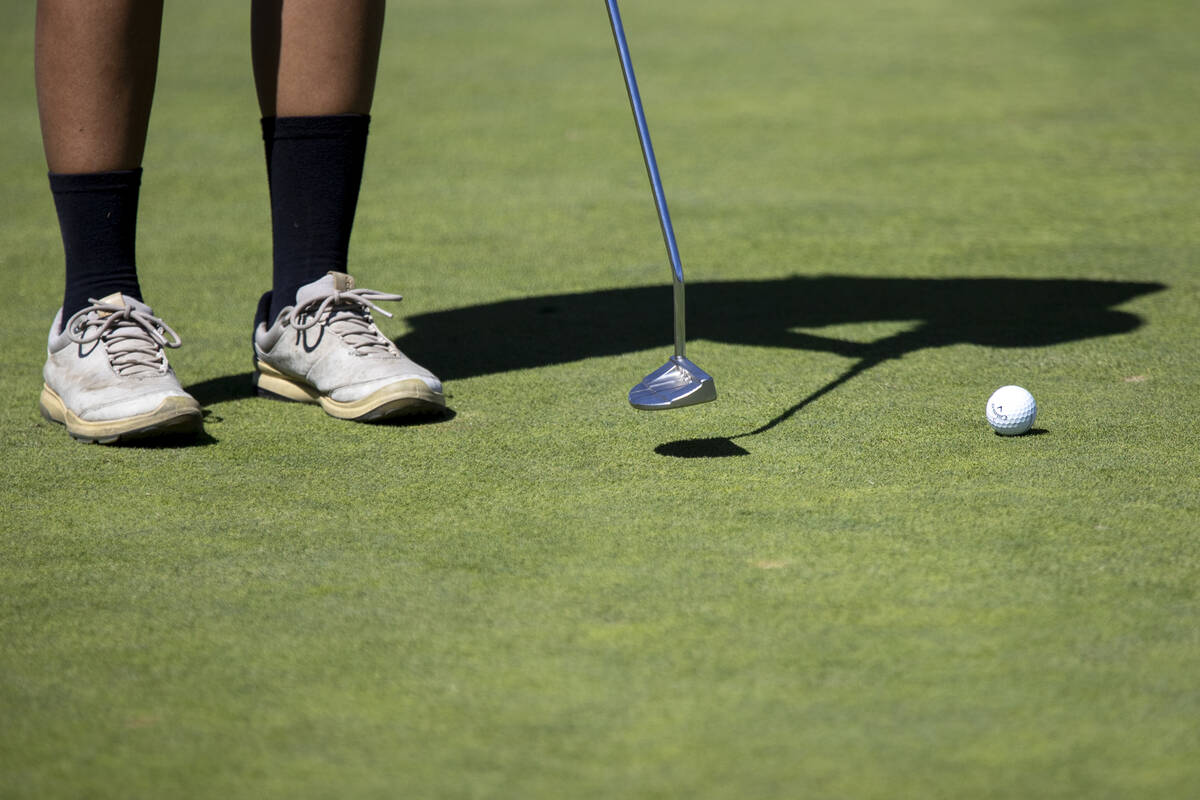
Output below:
[250,0,387,321]
[36,0,163,174]
[37,0,164,317]
[251,0,385,117]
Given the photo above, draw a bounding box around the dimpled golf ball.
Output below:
[986,385,1037,436]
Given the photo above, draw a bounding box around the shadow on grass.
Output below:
[183,371,456,428]
[185,372,256,407]
[188,276,1163,453]
[105,428,219,449]
[393,275,1163,456]
[997,428,1050,438]
[398,276,1164,378]
[655,438,750,458]
[367,407,457,427]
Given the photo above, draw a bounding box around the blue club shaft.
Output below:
[605,0,687,358]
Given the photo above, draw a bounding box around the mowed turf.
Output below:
[2,0,1199,797]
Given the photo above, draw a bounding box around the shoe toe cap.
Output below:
[76,382,199,422]
[328,370,442,403]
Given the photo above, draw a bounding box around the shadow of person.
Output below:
[394,275,1163,454]
[399,275,1163,375]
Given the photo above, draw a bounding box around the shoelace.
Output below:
[286,288,401,356]
[66,298,181,377]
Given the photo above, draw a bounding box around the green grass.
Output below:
[2,0,1199,797]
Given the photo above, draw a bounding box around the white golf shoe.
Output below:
[40,294,202,443]
[253,272,445,421]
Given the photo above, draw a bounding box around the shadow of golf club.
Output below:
[394,275,1164,455]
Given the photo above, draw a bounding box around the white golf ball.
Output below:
[985,385,1037,436]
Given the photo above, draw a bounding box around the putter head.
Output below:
[629,355,716,410]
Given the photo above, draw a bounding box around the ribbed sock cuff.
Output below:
[49,167,143,193]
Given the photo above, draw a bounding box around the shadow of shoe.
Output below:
[184,372,257,407]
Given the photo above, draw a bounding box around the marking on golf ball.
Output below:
[986,385,1037,436]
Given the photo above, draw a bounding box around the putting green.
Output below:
[2,1,1198,797]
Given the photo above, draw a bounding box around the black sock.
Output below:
[50,169,144,320]
[261,114,370,322]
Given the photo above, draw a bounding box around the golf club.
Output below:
[605,0,716,410]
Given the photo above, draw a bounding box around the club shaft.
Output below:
[605,0,686,358]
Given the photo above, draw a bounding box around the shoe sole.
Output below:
[39,385,203,444]
[253,361,446,421]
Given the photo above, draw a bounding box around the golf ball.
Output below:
[985,385,1037,436]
